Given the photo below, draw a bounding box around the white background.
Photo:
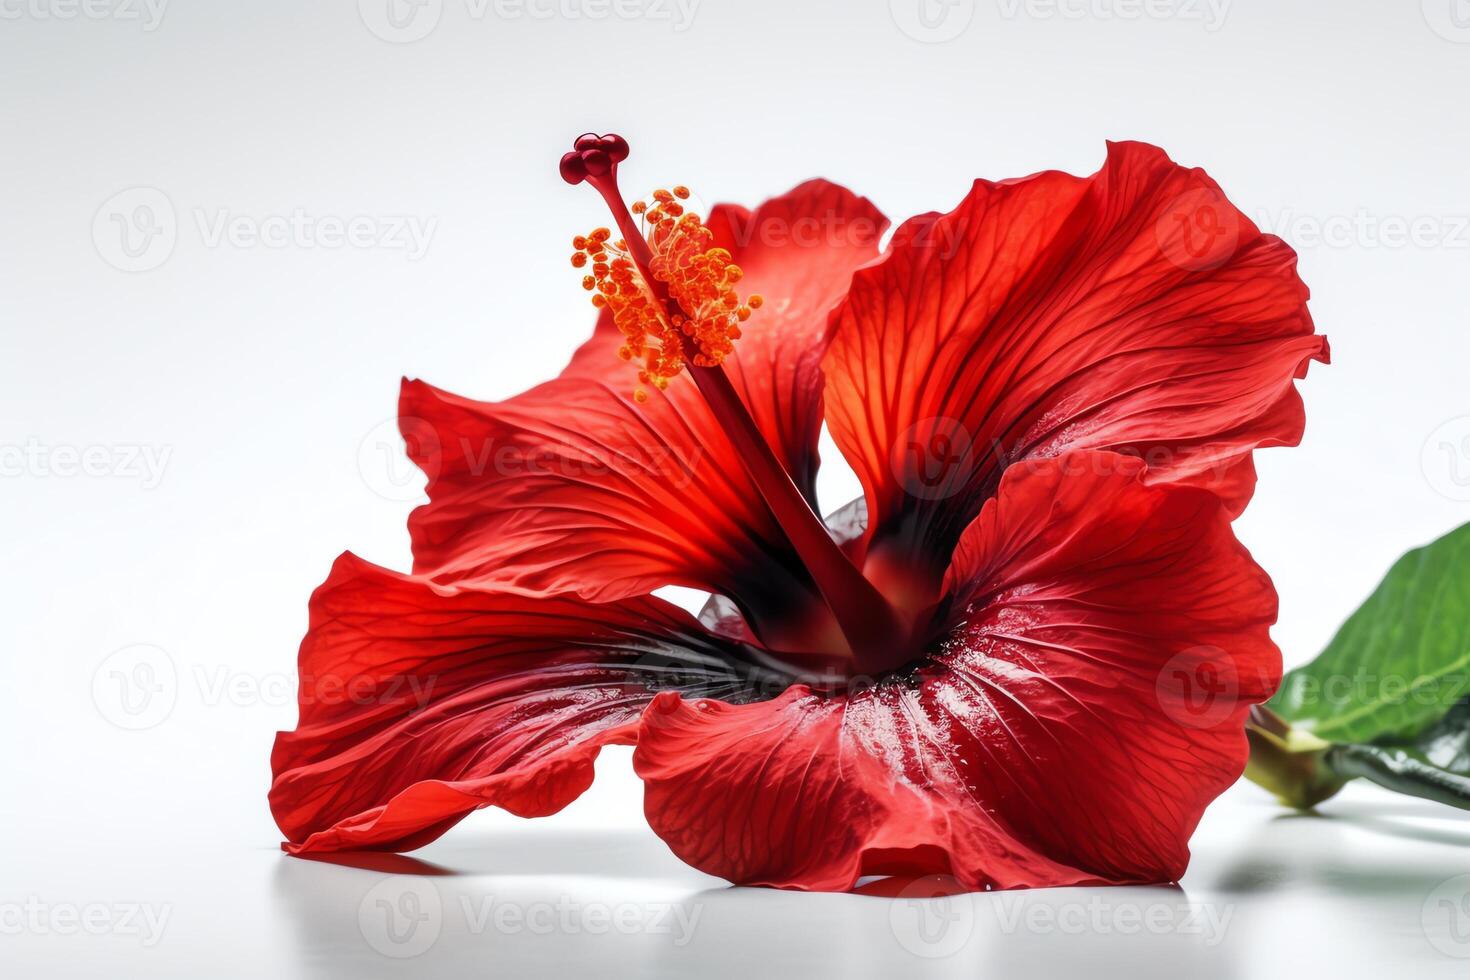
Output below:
[3,0,1470,976]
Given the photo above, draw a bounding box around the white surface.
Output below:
[3,757,1470,977]
[3,1,1470,976]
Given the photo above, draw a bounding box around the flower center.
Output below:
[560,133,915,677]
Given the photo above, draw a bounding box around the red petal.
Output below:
[269,553,755,854]
[401,375,807,608]
[633,452,1279,889]
[822,141,1326,581]
[704,180,889,498]
[403,182,886,607]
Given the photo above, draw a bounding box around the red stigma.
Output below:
[560,133,629,185]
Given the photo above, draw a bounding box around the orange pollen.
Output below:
[568,186,764,401]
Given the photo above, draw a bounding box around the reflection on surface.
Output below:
[264,787,1470,979]
[261,787,1470,980]
[5,783,1462,977]
[271,828,1242,980]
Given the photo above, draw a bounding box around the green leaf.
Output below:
[1269,522,1470,744]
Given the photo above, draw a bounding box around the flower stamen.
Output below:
[560,133,910,672]
[570,188,762,401]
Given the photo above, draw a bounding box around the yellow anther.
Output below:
[566,184,759,399]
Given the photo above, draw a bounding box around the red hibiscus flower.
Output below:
[270,135,1327,890]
